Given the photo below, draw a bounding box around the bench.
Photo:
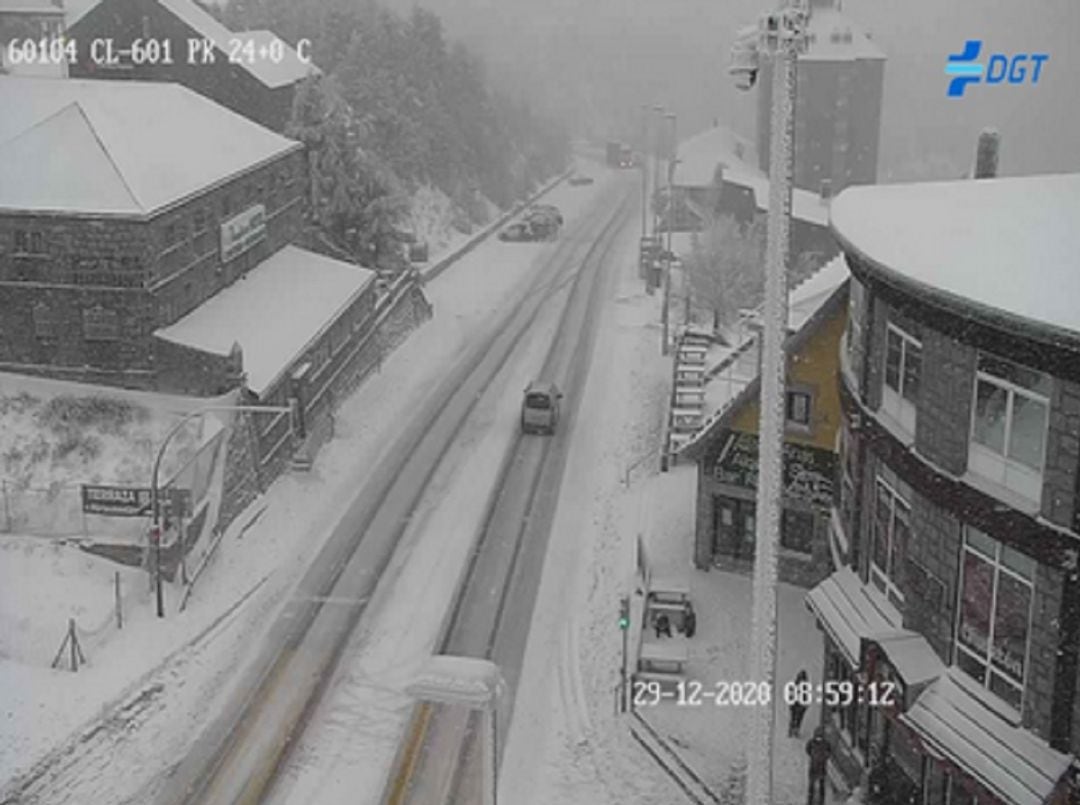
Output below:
[648,579,690,605]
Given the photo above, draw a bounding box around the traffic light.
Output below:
[618,596,630,630]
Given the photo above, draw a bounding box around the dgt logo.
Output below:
[945,40,1049,97]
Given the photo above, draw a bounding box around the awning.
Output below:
[804,565,904,667]
[902,673,1072,805]
[866,631,943,691]
[155,245,375,396]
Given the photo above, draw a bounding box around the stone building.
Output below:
[807,172,1080,804]
[67,0,318,132]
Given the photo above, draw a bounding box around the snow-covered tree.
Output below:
[684,215,766,332]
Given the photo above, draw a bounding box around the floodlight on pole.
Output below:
[727,3,809,805]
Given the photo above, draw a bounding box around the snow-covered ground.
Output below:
[0,170,611,800]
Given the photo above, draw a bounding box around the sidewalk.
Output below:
[631,464,849,805]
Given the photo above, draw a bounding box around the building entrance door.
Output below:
[713,496,756,561]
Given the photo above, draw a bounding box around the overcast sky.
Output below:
[383,0,1080,180]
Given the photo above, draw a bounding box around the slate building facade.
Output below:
[808,174,1080,805]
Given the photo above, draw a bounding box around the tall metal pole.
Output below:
[661,112,677,356]
[640,104,649,242]
[651,105,664,236]
[743,5,806,805]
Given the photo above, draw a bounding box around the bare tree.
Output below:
[684,214,766,332]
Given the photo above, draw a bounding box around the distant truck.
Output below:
[606,141,634,169]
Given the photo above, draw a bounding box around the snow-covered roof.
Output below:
[804,565,903,667]
[154,245,375,395]
[672,125,756,188]
[670,124,831,228]
[233,29,319,88]
[0,76,301,216]
[800,6,885,62]
[868,631,942,689]
[66,0,319,86]
[787,253,850,331]
[903,673,1073,805]
[156,0,319,88]
[0,0,64,13]
[722,169,832,227]
[831,173,1080,338]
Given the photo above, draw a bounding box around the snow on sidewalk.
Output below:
[0,175,611,798]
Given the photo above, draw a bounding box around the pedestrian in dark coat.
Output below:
[654,612,672,638]
[806,726,832,805]
[788,669,809,737]
[683,603,697,638]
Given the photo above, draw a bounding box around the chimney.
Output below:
[820,179,833,201]
[974,129,1001,179]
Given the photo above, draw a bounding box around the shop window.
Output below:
[786,390,812,427]
[954,526,1034,714]
[881,323,921,435]
[968,353,1049,505]
[14,230,45,254]
[781,508,814,554]
[870,476,909,608]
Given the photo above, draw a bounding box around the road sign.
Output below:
[81,485,152,517]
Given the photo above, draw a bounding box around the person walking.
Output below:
[654,612,672,638]
[806,726,832,805]
[683,603,697,638]
[788,669,809,737]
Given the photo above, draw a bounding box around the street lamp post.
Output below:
[640,104,650,243]
[150,402,293,617]
[728,3,809,804]
[651,104,664,237]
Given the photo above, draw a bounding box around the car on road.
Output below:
[521,381,562,434]
[569,174,594,186]
[499,221,535,242]
[527,204,563,226]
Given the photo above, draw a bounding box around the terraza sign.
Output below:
[220,204,267,263]
[81,485,152,517]
[80,485,193,518]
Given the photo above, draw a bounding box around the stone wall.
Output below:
[1043,378,1080,529]
[914,327,975,476]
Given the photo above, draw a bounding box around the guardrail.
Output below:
[420,169,574,284]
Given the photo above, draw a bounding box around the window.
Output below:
[968,353,1050,504]
[32,302,57,339]
[955,526,1034,713]
[193,208,208,234]
[881,323,921,434]
[222,194,233,217]
[781,508,814,553]
[525,393,551,410]
[83,306,119,341]
[14,230,28,253]
[871,476,910,608]
[786,390,812,426]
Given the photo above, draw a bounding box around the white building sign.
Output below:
[220,204,267,263]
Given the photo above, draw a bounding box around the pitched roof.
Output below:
[678,256,850,461]
[672,124,831,226]
[830,172,1080,340]
[0,0,64,13]
[67,0,320,86]
[0,76,301,216]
